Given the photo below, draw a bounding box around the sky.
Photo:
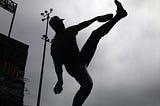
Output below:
[0,0,160,106]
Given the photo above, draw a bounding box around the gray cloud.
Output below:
[0,0,160,106]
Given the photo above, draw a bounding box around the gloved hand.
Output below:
[96,14,113,22]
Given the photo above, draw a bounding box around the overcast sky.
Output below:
[0,0,160,106]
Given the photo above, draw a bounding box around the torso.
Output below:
[51,27,80,63]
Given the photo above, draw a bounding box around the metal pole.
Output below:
[37,9,52,106]
[37,34,47,106]
[8,4,17,38]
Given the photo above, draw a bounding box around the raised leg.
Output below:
[79,0,128,67]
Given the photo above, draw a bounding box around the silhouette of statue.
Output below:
[49,0,127,106]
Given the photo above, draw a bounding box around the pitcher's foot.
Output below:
[115,0,127,18]
[97,14,113,22]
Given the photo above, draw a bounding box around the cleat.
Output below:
[115,0,128,18]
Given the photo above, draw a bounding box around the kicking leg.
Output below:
[79,0,128,67]
[94,0,128,38]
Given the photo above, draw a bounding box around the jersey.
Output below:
[51,26,80,64]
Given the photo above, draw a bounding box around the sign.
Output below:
[0,61,20,79]
[0,0,17,13]
[0,33,29,79]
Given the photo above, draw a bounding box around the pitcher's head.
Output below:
[49,16,65,32]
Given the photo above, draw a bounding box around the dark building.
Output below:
[0,33,29,106]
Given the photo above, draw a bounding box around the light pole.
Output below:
[0,0,18,38]
[37,8,53,106]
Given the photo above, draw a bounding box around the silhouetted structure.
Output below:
[0,33,29,106]
[0,0,17,37]
[50,0,127,106]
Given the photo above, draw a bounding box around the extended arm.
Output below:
[72,14,113,32]
[54,62,63,83]
[53,61,63,94]
[74,17,97,31]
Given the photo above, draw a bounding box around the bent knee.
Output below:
[88,81,93,89]
[83,80,93,90]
